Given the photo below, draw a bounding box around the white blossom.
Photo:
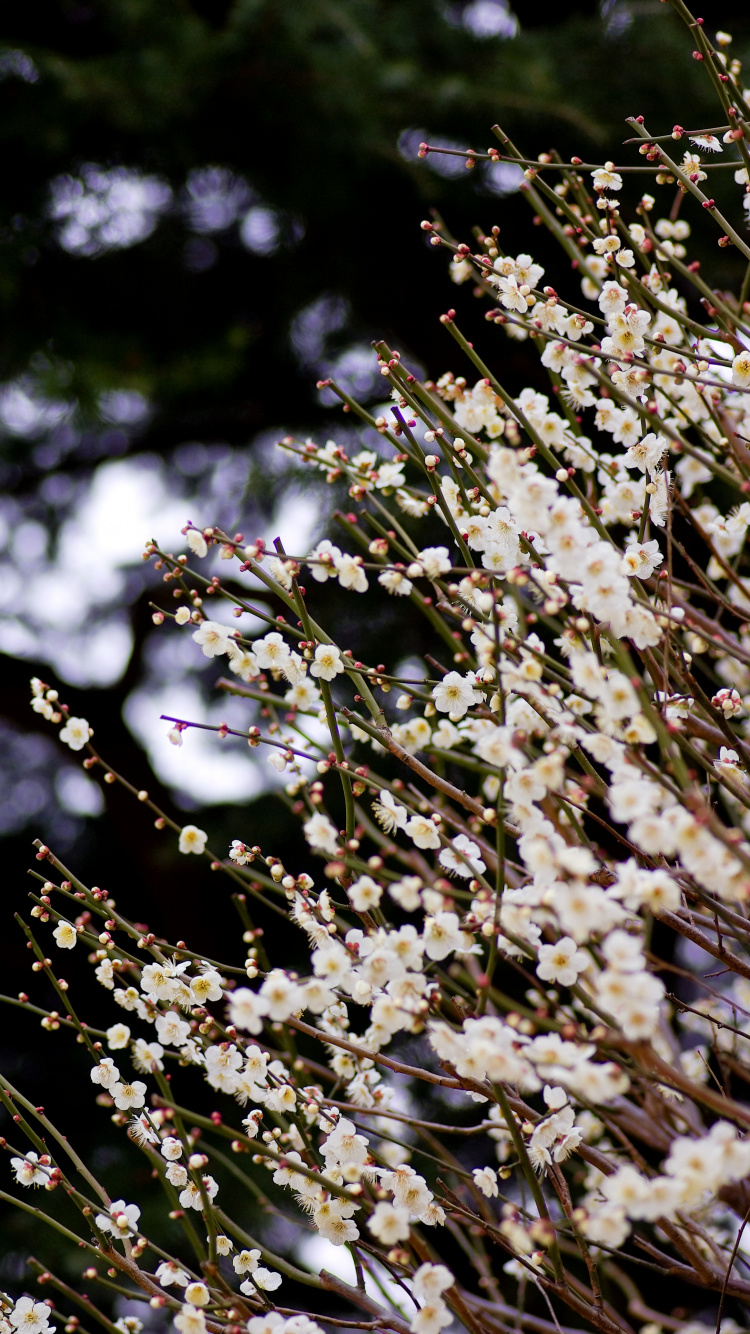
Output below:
[59,716,92,751]
[178,825,207,855]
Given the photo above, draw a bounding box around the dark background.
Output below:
[1,0,750,1315]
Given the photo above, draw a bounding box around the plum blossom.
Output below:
[592,165,623,192]
[59,716,92,750]
[106,1023,131,1049]
[412,546,452,579]
[53,919,77,949]
[310,643,345,681]
[372,789,408,833]
[379,568,413,596]
[623,431,667,475]
[303,811,340,856]
[95,1198,141,1238]
[111,1079,147,1111]
[156,1260,190,1288]
[405,814,441,850]
[368,1201,411,1243]
[252,632,291,670]
[178,824,207,855]
[9,1301,52,1334]
[228,987,270,1034]
[10,1152,48,1187]
[536,937,589,987]
[472,1166,498,1197]
[192,620,233,657]
[732,350,750,389]
[348,875,383,911]
[439,834,486,878]
[174,1307,206,1334]
[185,528,208,557]
[90,1056,120,1088]
[335,551,368,591]
[432,671,483,719]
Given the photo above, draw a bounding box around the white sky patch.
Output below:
[0,379,71,437]
[55,617,134,688]
[0,615,41,659]
[321,344,383,401]
[291,295,349,369]
[0,455,184,685]
[126,644,326,805]
[0,49,39,83]
[124,681,269,806]
[461,0,517,39]
[62,454,185,569]
[99,389,151,426]
[49,165,172,257]
[248,487,321,556]
[183,166,253,234]
[398,129,468,179]
[240,206,281,255]
[484,160,524,196]
[5,447,323,801]
[383,403,431,444]
[55,766,105,817]
[296,1236,416,1319]
[122,478,326,806]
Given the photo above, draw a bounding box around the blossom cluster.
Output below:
[10,15,750,1334]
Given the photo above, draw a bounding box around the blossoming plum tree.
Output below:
[7,5,750,1334]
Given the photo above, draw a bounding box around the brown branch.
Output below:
[339,708,517,833]
[318,1270,412,1334]
[658,910,750,984]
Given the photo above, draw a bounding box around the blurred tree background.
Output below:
[2,0,750,1300]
